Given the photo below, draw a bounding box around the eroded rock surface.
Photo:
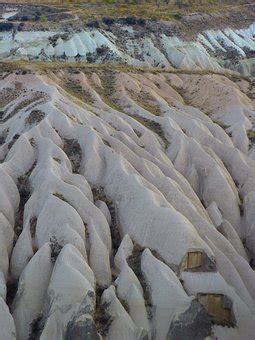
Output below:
[0,66,255,339]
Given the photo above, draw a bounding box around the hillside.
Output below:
[0,2,255,340]
[1,2,255,76]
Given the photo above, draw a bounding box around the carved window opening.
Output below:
[181,250,216,272]
[198,293,236,327]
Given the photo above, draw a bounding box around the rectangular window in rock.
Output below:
[197,293,235,327]
[181,250,216,272]
[187,251,203,269]
[182,251,203,271]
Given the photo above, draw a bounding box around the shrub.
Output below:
[173,12,183,20]
[0,22,14,31]
[39,15,47,22]
[17,23,25,31]
[21,16,29,22]
[96,45,109,56]
[137,18,146,26]
[87,20,100,28]
[102,17,115,25]
[125,16,137,25]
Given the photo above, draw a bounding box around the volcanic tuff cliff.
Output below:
[0,3,255,75]
[0,64,254,339]
[0,20,255,75]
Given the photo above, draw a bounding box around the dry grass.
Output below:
[1,60,251,83]
[247,130,255,138]
[3,1,249,22]
[66,0,249,22]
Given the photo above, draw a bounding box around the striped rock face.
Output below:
[0,65,254,340]
[0,23,255,75]
[0,2,255,76]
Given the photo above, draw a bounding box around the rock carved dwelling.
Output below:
[0,1,255,339]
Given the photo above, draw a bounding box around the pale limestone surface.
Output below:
[0,23,255,73]
[0,69,254,339]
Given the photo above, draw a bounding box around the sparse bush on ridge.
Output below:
[39,15,47,22]
[173,12,183,20]
[0,22,14,31]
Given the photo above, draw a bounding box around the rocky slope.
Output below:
[0,21,254,74]
[0,4,255,75]
[0,65,255,339]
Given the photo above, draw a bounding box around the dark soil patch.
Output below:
[25,109,45,126]
[6,280,18,309]
[15,164,35,236]
[127,244,153,320]
[50,235,63,263]
[94,286,113,338]
[63,138,82,174]
[132,114,169,149]
[92,186,121,257]
[28,314,45,340]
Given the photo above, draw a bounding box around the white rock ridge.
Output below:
[0,67,254,339]
[0,22,255,74]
